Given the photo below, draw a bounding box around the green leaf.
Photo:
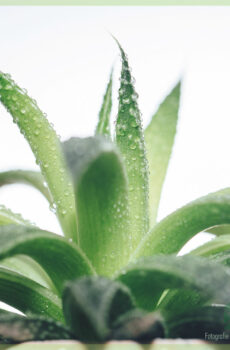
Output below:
[0,206,32,226]
[207,224,230,235]
[63,136,130,276]
[0,225,95,295]
[0,73,77,242]
[144,82,180,227]
[133,188,230,259]
[210,251,230,266]
[0,170,53,205]
[117,255,230,311]
[63,276,134,343]
[0,266,63,322]
[0,313,73,343]
[166,305,230,341]
[95,70,113,137]
[0,255,56,292]
[190,234,230,257]
[115,40,149,247]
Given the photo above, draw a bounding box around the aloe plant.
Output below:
[0,41,229,348]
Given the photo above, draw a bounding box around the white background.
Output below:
[0,6,230,251]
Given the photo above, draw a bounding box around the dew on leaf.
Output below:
[34,129,40,136]
[49,203,57,213]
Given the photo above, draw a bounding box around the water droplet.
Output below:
[49,203,57,213]
[21,108,26,114]
[122,98,130,104]
[130,144,136,150]
[129,108,136,116]
[131,120,138,128]
[61,209,67,215]
[131,92,138,101]
[34,129,40,136]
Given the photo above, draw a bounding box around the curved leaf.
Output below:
[166,305,230,342]
[117,255,230,311]
[0,205,32,226]
[0,266,63,322]
[63,137,130,276]
[0,225,95,295]
[144,82,180,227]
[63,276,134,343]
[0,72,77,241]
[190,234,230,257]
[0,313,73,343]
[115,40,149,247]
[111,309,164,343]
[207,224,230,235]
[95,70,113,137]
[0,255,56,292]
[133,188,230,259]
[0,170,52,205]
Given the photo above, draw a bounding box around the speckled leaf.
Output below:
[144,82,180,227]
[63,276,134,343]
[115,41,149,249]
[166,305,230,341]
[133,188,230,259]
[0,266,63,322]
[0,170,52,204]
[0,73,77,242]
[111,309,164,343]
[63,136,130,276]
[0,206,32,226]
[210,251,230,266]
[117,255,230,311]
[0,314,73,344]
[95,70,113,137]
[0,225,95,295]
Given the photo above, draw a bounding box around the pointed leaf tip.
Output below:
[114,40,149,251]
[144,80,181,227]
[96,68,113,138]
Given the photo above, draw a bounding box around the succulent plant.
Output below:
[0,40,229,348]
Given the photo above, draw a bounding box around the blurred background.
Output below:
[0,6,230,252]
